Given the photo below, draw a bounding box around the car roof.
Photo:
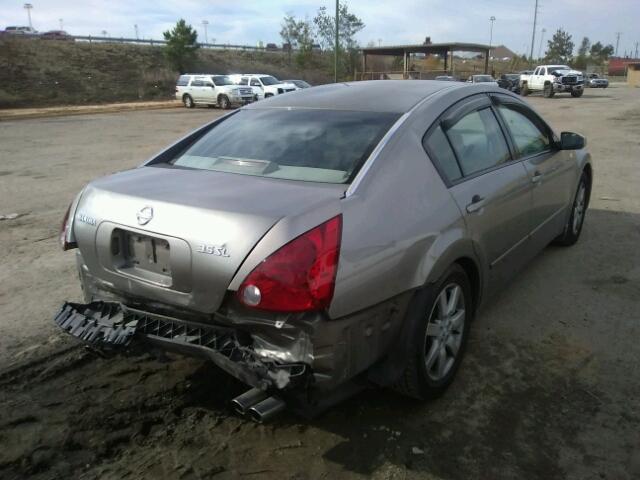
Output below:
[243,80,466,113]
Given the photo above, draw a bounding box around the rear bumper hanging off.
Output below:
[53,301,308,390]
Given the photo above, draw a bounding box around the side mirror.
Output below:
[559,132,586,150]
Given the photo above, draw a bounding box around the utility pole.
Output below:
[59,18,64,31]
[615,32,621,56]
[529,0,539,61]
[24,3,33,30]
[202,20,209,44]
[134,24,139,40]
[635,41,639,59]
[538,28,546,59]
[334,0,339,83]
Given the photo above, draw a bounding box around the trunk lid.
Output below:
[73,165,345,313]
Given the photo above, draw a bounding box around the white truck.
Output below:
[228,74,298,101]
[175,74,255,109]
[520,65,585,98]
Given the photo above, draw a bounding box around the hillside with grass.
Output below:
[0,38,332,108]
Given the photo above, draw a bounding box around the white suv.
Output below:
[228,74,297,101]
[175,74,255,109]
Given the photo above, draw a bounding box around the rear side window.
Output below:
[176,76,190,86]
[191,79,204,87]
[250,79,261,87]
[496,105,550,157]
[239,77,249,85]
[423,126,462,182]
[171,109,400,184]
[445,108,510,176]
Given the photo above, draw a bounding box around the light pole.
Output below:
[538,28,546,59]
[24,3,33,30]
[202,20,209,44]
[134,24,139,40]
[489,16,496,55]
[59,18,64,31]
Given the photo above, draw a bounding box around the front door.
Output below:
[492,97,574,249]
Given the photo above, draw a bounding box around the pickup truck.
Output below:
[228,74,298,101]
[520,65,584,98]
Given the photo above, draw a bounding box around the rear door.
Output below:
[424,94,534,287]
[189,78,206,101]
[491,95,575,249]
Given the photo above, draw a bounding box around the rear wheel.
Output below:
[218,95,230,110]
[543,83,555,98]
[554,172,588,246]
[265,93,274,98]
[182,94,194,108]
[571,89,584,98]
[394,264,472,400]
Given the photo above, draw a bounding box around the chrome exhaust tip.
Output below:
[247,396,286,423]
[230,388,269,415]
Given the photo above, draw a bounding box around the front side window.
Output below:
[444,108,511,176]
[497,105,551,157]
[171,109,400,184]
[259,76,279,86]
[211,75,233,86]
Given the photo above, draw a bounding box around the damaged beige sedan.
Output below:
[55,80,592,420]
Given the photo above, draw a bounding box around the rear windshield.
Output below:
[474,75,495,82]
[171,109,400,183]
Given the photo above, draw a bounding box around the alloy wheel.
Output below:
[572,182,587,235]
[424,283,466,381]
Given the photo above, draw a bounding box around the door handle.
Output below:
[466,194,485,213]
[531,171,543,184]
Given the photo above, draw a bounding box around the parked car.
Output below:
[283,79,312,89]
[497,73,521,94]
[175,74,254,109]
[55,80,592,420]
[228,74,297,101]
[434,75,458,81]
[41,30,73,41]
[520,65,584,98]
[2,25,38,35]
[585,73,609,88]
[265,43,279,51]
[466,74,498,85]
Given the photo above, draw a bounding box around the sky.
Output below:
[1,0,639,57]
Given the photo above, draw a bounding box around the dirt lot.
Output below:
[1,86,639,480]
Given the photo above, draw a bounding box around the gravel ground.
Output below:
[0,87,639,480]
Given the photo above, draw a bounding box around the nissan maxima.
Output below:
[55,80,592,421]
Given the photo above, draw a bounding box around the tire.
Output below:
[264,93,274,98]
[218,95,230,110]
[553,172,589,246]
[520,83,529,96]
[182,94,195,108]
[393,264,473,400]
[543,83,555,98]
[571,89,584,98]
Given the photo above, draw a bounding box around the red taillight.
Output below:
[60,203,76,251]
[237,215,342,312]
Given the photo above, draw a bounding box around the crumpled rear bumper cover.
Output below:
[53,301,308,390]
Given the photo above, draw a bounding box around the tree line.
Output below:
[543,28,614,68]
